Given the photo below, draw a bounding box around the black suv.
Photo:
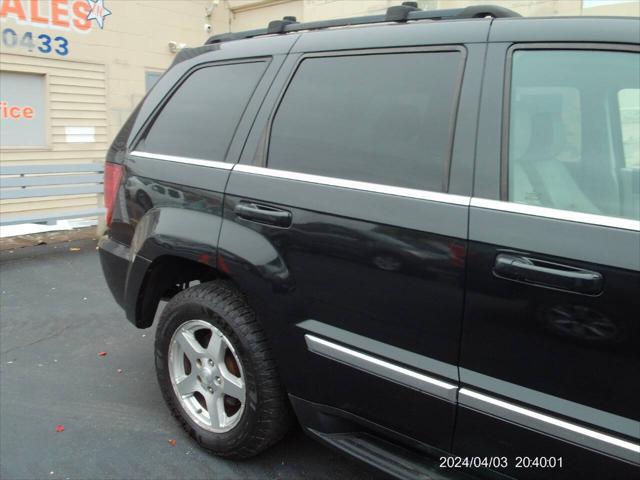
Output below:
[99,4,640,478]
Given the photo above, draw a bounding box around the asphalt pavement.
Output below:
[0,238,374,480]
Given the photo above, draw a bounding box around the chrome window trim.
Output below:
[129,151,233,170]
[471,197,640,232]
[304,334,457,402]
[459,388,640,464]
[234,164,471,206]
[126,156,640,231]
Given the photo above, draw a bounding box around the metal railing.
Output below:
[0,163,105,226]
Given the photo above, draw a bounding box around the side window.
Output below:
[137,62,266,161]
[268,51,462,191]
[507,49,640,221]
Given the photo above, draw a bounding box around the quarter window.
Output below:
[507,49,640,221]
[268,52,462,191]
[137,62,266,161]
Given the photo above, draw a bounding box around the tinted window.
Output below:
[138,62,265,161]
[268,52,462,191]
[508,50,640,221]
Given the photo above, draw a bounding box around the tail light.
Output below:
[104,162,124,227]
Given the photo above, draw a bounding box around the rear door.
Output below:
[219,26,488,450]
[455,39,640,478]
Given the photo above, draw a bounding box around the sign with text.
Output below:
[0,71,47,147]
[0,0,112,32]
[0,0,112,56]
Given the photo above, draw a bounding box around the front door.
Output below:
[455,44,640,478]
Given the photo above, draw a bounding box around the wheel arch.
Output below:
[130,254,222,328]
[123,206,227,328]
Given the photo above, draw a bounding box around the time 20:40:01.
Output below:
[1,29,69,56]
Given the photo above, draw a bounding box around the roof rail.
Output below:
[205,3,520,45]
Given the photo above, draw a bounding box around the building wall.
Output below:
[225,0,304,31]
[212,0,638,32]
[0,0,210,224]
[1,54,107,219]
[582,1,639,16]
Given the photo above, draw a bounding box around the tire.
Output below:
[155,281,292,458]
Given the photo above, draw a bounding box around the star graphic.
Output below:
[86,0,112,29]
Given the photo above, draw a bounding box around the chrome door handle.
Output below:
[494,254,603,295]
[234,202,292,228]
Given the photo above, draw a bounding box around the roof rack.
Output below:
[205,3,520,45]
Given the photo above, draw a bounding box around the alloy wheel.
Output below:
[168,320,246,432]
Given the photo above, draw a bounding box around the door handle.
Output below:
[494,254,603,295]
[234,202,292,227]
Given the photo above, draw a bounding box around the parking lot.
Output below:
[0,238,373,480]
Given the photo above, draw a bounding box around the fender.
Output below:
[217,218,292,294]
[124,207,223,326]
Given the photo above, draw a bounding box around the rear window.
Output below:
[507,49,640,221]
[268,51,463,192]
[137,62,266,161]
